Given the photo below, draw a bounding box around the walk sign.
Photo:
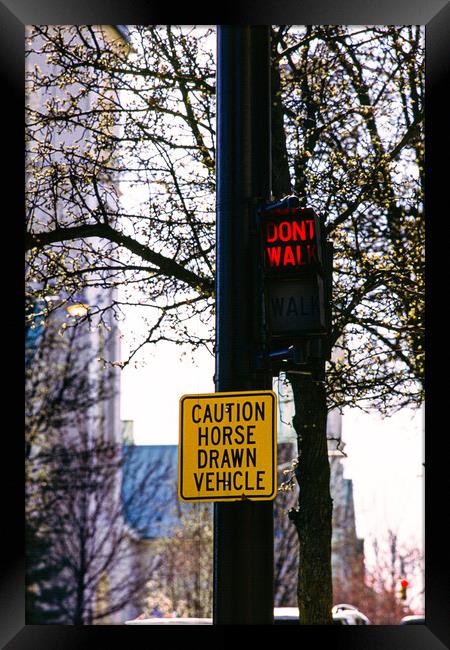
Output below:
[178,390,277,502]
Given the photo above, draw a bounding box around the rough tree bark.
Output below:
[271,31,333,622]
[287,372,333,624]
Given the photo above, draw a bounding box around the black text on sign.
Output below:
[178,391,277,502]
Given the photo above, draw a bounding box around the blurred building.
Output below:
[328,439,365,591]
[121,420,135,445]
[121,444,213,619]
[274,373,365,600]
[120,430,364,615]
[25,24,133,625]
[25,24,131,447]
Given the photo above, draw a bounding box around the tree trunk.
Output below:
[287,372,333,624]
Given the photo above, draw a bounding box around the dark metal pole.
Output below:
[214,25,273,625]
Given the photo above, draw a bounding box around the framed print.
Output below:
[7,0,448,647]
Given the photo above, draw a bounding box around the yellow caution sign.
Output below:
[178,390,277,502]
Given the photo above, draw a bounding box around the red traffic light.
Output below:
[400,579,409,589]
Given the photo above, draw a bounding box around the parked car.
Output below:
[125,604,372,625]
[400,615,425,625]
[274,604,371,625]
[125,617,212,625]
[274,607,301,624]
[332,603,371,625]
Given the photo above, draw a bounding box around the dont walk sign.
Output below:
[258,196,333,373]
[178,391,277,502]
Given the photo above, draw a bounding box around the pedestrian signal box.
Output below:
[258,196,332,374]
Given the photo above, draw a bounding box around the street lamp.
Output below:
[65,294,90,317]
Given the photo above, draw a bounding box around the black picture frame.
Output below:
[5,1,448,647]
